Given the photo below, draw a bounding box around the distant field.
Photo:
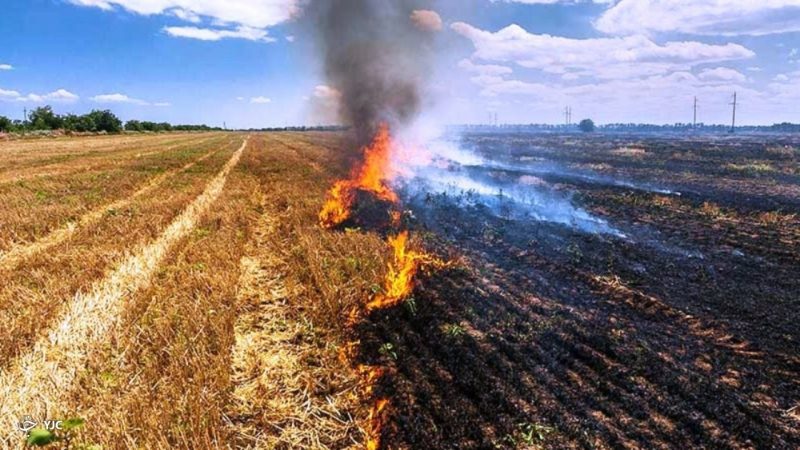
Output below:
[0,132,798,449]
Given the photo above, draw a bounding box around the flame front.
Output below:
[319,124,398,228]
[319,124,447,450]
[367,231,441,311]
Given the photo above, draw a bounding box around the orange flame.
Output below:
[366,231,442,311]
[366,398,390,450]
[319,124,398,228]
[319,125,447,450]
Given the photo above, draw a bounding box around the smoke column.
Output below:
[307,0,434,145]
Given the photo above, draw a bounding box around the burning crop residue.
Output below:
[308,0,442,445]
[367,231,445,311]
[319,124,399,229]
[318,125,445,450]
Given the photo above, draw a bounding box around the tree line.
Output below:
[0,106,223,133]
[456,121,800,134]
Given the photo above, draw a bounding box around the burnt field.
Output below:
[349,132,800,449]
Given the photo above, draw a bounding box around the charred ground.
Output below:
[346,132,800,449]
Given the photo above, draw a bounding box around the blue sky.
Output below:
[1,0,799,127]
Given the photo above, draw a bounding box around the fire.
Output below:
[319,124,398,228]
[319,124,447,450]
[366,231,442,311]
[366,398,390,450]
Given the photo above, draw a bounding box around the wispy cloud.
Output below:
[596,0,800,36]
[250,96,272,104]
[452,22,754,81]
[0,64,13,71]
[68,0,299,42]
[90,93,168,106]
[163,25,274,42]
[67,0,300,28]
[0,88,79,103]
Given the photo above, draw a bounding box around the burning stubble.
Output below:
[308,2,443,447]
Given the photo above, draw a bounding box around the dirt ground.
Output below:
[342,132,800,449]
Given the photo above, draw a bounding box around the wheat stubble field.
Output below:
[0,132,386,449]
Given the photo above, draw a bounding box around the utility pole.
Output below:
[693,96,698,130]
[22,108,27,136]
[565,106,571,126]
[730,91,737,133]
[223,121,227,131]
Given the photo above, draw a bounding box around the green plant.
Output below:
[517,422,555,445]
[378,342,397,360]
[441,323,466,338]
[403,296,418,315]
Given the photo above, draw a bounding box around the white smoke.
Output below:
[390,125,625,236]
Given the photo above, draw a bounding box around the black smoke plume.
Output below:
[307,0,434,145]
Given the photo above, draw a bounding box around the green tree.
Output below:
[28,106,64,130]
[578,118,595,133]
[125,120,143,131]
[86,110,122,133]
[63,113,96,132]
[0,115,12,132]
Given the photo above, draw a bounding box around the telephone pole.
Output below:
[693,96,698,129]
[564,106,572,126]
[730,91,737,133]
[22,108,27,136]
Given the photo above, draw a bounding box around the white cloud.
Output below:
[171,8,201,23]
[410,9,443,32]
[68,0,298,42]
[91,93,148,105]
[44,89,80,102]
[0,88,21,99]
[452,22,754,80]
[91,93,167,106]
[492,0,613,4]
[0,64,13,71]
[458,59,513,76]
[68,0,300,29]
[0,88,79,103]
[285,35,295,42]
[313,85,341,99]
[163,25,273,42]
[698,67,747,83]
[596,0,800,36]
[250,96,272,104]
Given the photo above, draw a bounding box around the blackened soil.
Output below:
[352,133,800,449]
